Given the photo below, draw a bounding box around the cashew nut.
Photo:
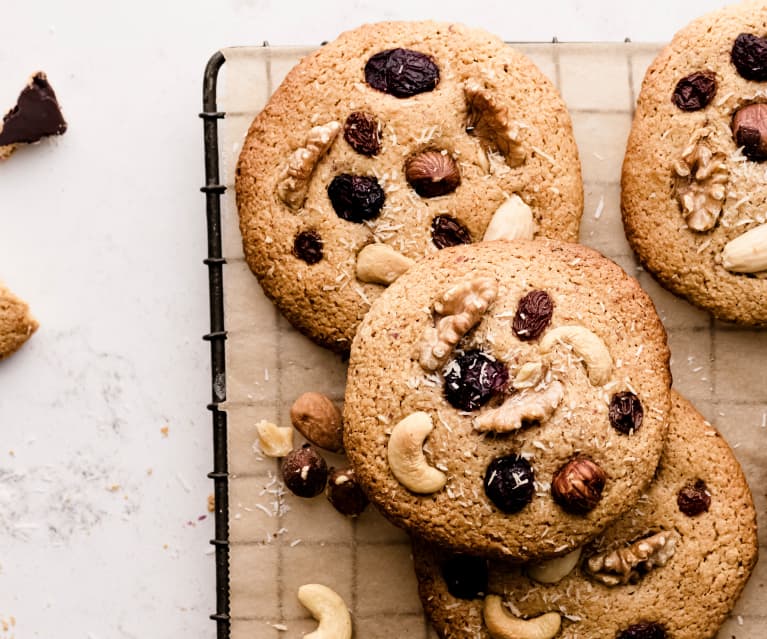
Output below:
[539,326,612,386]
[356,243,415,285]
[387,412,446,494]
[297,583,352,639]
[255,419,294,457]
[483,194,535,242]
[474,381,563,433]
[483,595,561,639]
[721,223,767,274]
[527,548,582,584]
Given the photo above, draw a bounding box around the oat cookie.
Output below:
[0,282,38,359]
[413,392,758,639]
[622,1,767,325]
[343,241,671,560]
[236,21,583,352]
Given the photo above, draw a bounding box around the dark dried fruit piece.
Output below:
[732,103,767,161]
[327,173,385,223]
[732,33,767,81]
[677,478,711,517]
[431,215,471,249]
[672,71,717,111]
[484,454,535,513]
[281,444,328,498]
[326,467,368,516]
[444,349,508,411]
[405,149,461,198]
[0,72,67,147]
[293,230,323,264]
[608,391,644,435]
[552,457,606,515]
[343,111,381,156]
[512,290,554,341]
[364,48,440,98]
[441,555,488,600]
[616,621,667,639]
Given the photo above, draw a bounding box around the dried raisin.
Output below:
[672,71,717,111]
[512,290,554,341]
[484,454,535,513]
[293,230,323,264]
[327,174,385,223]
[441,555,488,600]
[677,479,711,517]
[608,391,644,435]
[365,48,440,98]
[616,622,667,639]
[732,33,767,81]
[343,111,381,156]
[443,350,508,411]
[431,215,471,249]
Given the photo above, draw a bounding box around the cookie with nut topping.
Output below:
[412,391,758,639]
[622,1,767,325]
[0,281,38,360]
[236,21,583,352]
[343,240,671,560]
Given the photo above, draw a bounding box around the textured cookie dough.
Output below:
[622,1,767,325]
[0,282,38,359]
[413,392,759,639]
[344,240,671,560]
[237,21,583,352]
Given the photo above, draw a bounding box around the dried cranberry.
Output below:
[672,71,717,111]
[293,230,323,264]
[343,111,381,156]
[484,454,535,513]
[281,444,328,498]
[677,479,711,517]
[512,290,554,341]
[364,48,440,98]
[327,174,385,223]
[431,215,471,249]
[732,34,767,81]
[443,350,508,411]
[608,392,644,435]
[441,555,488,600]
[616,621,667,639]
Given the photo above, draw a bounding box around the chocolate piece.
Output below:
[0,72,67,147]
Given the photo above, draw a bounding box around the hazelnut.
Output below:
[405,149,460,198]
[326,467,368,516]
[290,392,344,452]
[732,103,767,161]
[281,444,328,498]
[551,457,606,515]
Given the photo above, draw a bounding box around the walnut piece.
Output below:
[464,81,526,170]
[276,121,341,210]
[673,136,728,232]
[417,277,498,371]
[474,380,563,433]
[585,531,678,586]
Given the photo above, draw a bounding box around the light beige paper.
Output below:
[217,43,765,638]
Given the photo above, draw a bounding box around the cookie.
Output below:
[236,21,583,352]
[622,1,767,325]
[0,282,38,359]
[413,391,758,639]
[343,240,671,560]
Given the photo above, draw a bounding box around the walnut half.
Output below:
[673,136,729,232]
[474,380,563,433]
[584,530,678,586]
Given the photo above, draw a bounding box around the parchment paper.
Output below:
[216,43,766,638]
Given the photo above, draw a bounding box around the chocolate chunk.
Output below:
[0,72,67,147]
[732,103,767,161]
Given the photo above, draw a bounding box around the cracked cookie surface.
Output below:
[413,392,758,639]
[236,21,583,352]
[343,240,671,560]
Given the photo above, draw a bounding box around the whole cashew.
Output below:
[387,412,447,494]
[527,548,582,584]
[483,595,561,639]
[298,583,352,639]
[539,325,612,386]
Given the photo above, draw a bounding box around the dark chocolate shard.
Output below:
[0,72,67,146]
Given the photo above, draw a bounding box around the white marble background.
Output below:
[0,0,731,637]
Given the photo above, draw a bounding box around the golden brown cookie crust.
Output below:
[236,21,583,352]
[344,240,671,560]
[0,282,38,360]
[622,1,767,325]
[413,392,758,639]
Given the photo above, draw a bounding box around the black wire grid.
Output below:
[200,50,230,639]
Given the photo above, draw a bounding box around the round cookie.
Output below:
[236,21,583,352]
[0,281,38,360]
[622,1,767,325]
[343,240,671,560]
[413,392,758,639]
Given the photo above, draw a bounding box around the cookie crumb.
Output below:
[207,493,215,512]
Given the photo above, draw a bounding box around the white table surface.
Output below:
[0,0,730,636]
